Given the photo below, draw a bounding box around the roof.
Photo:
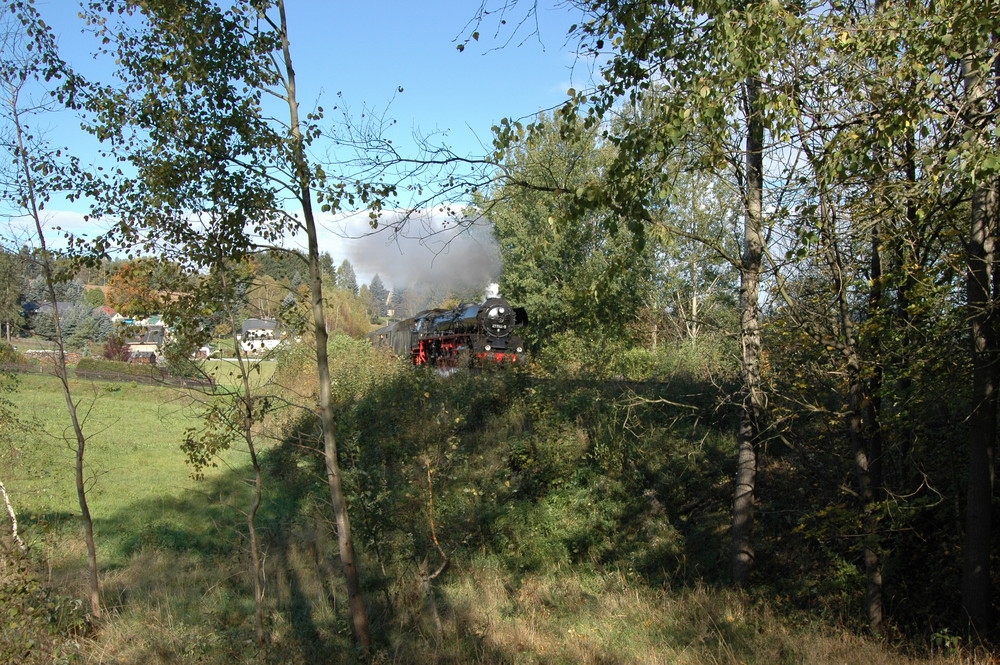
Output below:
[242,318,278,333]
[124,325,165,346]
[35,301,79,314]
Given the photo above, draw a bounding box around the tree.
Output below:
[71,0,401,648]
[102,332,131,362]
[23,274,84,304]
[486,0,782,589]
[67,312,112,351]
[337,259,359,296]
[649,167,740,348]
[959,39,999,637]
[105,258,180,319]
[367,274,389,321]
[324,287,371,338]
[245,273,286,320]
[83,287,105,308]
[784,1,998,634]
[0,5,102,618]
[179,267,273,647]
[484,113,657,349]
[0,251,24,341]
[471,0,996,636]
[255,248,300,283]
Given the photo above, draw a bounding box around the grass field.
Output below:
[201,357,277,388]
[3,373,252,564]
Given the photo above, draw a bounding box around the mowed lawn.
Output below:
[3,373,251,558]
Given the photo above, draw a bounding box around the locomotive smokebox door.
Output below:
[479,298,519,337]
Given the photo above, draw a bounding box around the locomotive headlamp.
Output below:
[484,344,492,351]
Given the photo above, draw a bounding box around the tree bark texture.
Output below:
[11,92,101,619]
[962,174,998,635]
[0,480,25,551]
[960,54,999,638]
[731,76,765,587]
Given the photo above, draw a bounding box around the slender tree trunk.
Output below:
[1,480,26,551]
[962,176,998,635]
[864,219,885,485]
[961,54,999,638]
[223,272,267,649]
[847,352,884,633]
[889,136,919,469]
[821,183,886,632]
[731,76,765,587]
[274,0,371,651]
[11,90,101,618]
[247,441,266,648]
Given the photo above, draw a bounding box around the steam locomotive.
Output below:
[368,297,528,367]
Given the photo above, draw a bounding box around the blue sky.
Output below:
[35,0,592,184]
[20,1,595,287]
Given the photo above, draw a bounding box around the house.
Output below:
[130,350,158,365]
[239,318,282,354]
[123,324,166,363]
[92,305,118,319]
[33,301,80,316]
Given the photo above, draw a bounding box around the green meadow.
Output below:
[3,373,251,560]
[201,357,278,389]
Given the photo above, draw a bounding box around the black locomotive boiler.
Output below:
[368,297,528,367]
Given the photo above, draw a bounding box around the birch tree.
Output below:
[65,0,401,648]
[0,6,102,618]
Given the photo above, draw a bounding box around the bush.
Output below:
[0,341,25,364]
[76,357,164,379]
[0,543,89,664]
[102,334,132,362]
[83,288,106,307]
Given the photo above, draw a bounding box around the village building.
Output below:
[238,318,282,355]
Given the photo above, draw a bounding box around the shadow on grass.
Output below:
[25,362,745,664]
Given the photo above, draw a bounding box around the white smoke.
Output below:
[318,207,502,297]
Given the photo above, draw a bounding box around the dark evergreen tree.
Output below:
[0,251,24,340]
[367,274,389,320]
[337,259,358,295]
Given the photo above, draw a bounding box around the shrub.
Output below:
[83,287,106,307]
[76,357,164,379]
[0,543,89,664]
[0,341,25,364]
[102,334,132,362]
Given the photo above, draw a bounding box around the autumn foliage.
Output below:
[105,260,176,318]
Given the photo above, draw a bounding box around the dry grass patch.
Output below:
[415,564,973,665]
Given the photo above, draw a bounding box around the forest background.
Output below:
[1,0,998,663]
